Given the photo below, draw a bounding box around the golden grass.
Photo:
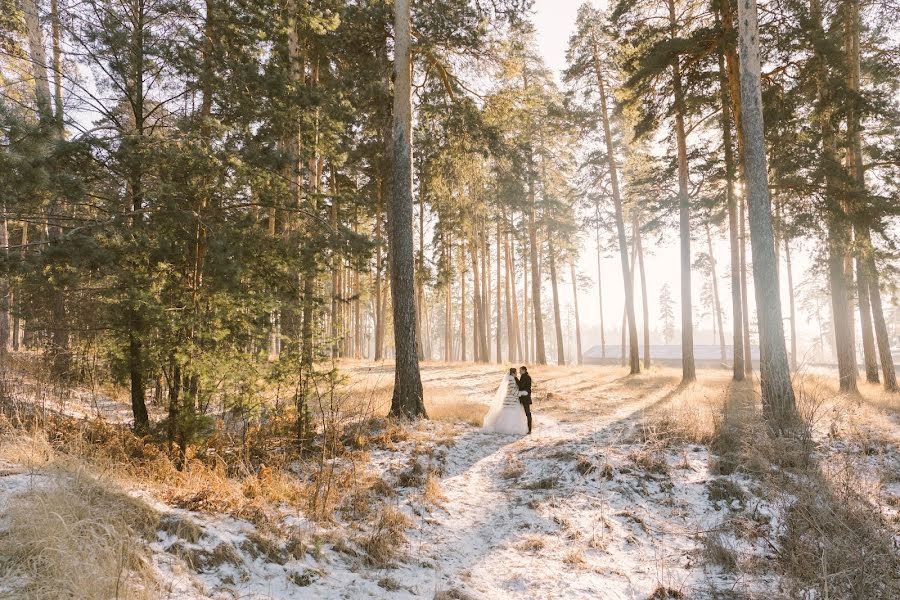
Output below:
[0,470,160,599]
[360,504,412,566]
[422,473,446,506]
[515,534,547,552]
[0,430,54,469]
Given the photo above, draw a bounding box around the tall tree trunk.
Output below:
[856,255,878,382]
[496,221,502,363]
[595,217,606,358]
[810,0,856,392]
[844,0,896,391]
[374,191,385,361]
[460,240,467,362]
[482,223,491,360]
[716,10,749,381]
[504,218,521,362]
[527,160,546,364]
[416,186,426,360]
[706,224,727,364]
[23,0,53,124]
[669,0,695,382]
[719,0,753,377]
[866,256,898,391]
[570,261,583,365]
[548,238,565,365]
[50,0,64,134]
[522,234,530,363]
[738,0,797,425]
[591,37,639,374]
[388,0,425,417]
[784,235,798,370]
[634,213,650,368]
[471,235,487,362]
[0,209,9,352]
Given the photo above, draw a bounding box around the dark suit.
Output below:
[517,373,532,433]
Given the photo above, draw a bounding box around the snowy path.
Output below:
[369,373,724,599]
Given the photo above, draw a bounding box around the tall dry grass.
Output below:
[0,469,160,599]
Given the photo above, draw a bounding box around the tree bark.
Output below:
[591,39,639,374]
[810,0,856,392]
[388,0,425,418]
[375,188,385,361]
[548,238,565,365]
[634,213,650,368]
[570,261,583,365]
[460,240,467,362]
[719,30,749,381]
[784,235,798,370]
[737,0,797,425]
[595,216,606,358]
[706,224,727,364]
[496,220,502,363]
[527,157,546,364]
[669,0,695,383]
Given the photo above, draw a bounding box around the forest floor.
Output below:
[0,360,898,599]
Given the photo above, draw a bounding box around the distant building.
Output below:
[583,344,760,368]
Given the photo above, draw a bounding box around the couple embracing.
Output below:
[482,366,533,435]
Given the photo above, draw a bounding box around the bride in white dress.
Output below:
[482,368,529,435]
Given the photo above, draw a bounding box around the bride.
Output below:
[482,368,529,435]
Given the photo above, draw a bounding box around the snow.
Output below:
[2,363,897,599]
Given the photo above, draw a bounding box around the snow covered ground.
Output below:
[1,362,897,599]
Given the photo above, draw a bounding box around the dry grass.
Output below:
[501,456,525,480]
[515,534,547,552]
[0,430,54,469]
[360,504,412,567]
[563,547,586,567]
[422,473,446,506]
[0,470,160,599]
[645,377,730,446]
[426,398,487,426]
[706,372,900,599]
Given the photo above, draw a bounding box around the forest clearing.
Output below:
[1,360,898,598]
[2,0,900,596]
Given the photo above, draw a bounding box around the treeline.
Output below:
[0,0,898,440]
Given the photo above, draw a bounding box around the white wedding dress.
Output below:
[482,374,529,435]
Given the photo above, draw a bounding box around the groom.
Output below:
[517,366,533,434]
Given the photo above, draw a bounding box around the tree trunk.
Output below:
[784,235,798,370]
[856,255,879,382]
[866,258,898,391]
[0,209,9,352]
[504,216,521,362]
[719,34,749,381]
[527,159,546,364]
[591,39,639,374]
[706,224,727,364]
[374,191,385,361]
[570,261,583,365]
[719,0,753,381]
[737,0,797,425]
[522,234,530,363]
[388,0,425,418]
[844,0,896,391]
[460,240,467,362]
[634,213,650,368]
[496,221,502,363]
[548,238,565,365]
[669,0,695,383]
[595,218,606,358]
[810,0,856,392]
